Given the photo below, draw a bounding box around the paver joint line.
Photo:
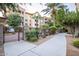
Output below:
[29,50,41,56]
[17,46,37,56]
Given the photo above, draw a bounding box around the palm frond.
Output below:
[41,7,51,14]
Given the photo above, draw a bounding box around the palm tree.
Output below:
[0,3,17,16]
[42,3,67,26]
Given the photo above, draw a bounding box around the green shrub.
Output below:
[8,13,21,29]
[49,26,57,34]
[25,29,38,42]
[28,36,38,42]
[48,22,54,27]
[41,24,49,30]
[55,24,62,28]
[72,39,79,48]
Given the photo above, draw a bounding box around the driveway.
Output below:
[4,33,67,56]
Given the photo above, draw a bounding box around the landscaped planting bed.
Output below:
[66,35,79,56]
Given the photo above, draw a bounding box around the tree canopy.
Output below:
[8,13,21,29]
[0,3,17,16]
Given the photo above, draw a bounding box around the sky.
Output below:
[22,3,76,17]
[25,3,47,16]
[64,3,76,11]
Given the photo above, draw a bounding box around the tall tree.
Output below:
[8,13,21,30]
[42,3,67,26]
[56,7,68,25]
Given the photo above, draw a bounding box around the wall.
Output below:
[0,24,3,45]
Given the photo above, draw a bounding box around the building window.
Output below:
[35,20,38,22]
[21,17,24,19]
[25,19,27,21]
[22,11,24,14]
[35,23,38,26]
[45,18,47,20]
[29,28,31,30]
[20,3,23,5]
[45,22,47,23]
[30,24,31,26]
[30,20,31,22]
[25,23,27,25]
[18,10,21,13]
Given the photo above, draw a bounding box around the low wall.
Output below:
[0,24,3,45]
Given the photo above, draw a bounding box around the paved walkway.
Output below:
[0,45,4,56]
[4,33,66,56]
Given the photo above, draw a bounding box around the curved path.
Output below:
[4,33,67,56]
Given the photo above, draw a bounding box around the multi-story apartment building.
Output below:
[24,12,33,30]
[24,11,51,31]
[25,12,41,30]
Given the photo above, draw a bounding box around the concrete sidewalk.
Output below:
[4,40,37,56]
[4,33,66,56]
[0,45,4,56]
[31,33,66,56]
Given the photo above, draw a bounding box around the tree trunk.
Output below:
[74,26,79,38]
[18,27,20,41]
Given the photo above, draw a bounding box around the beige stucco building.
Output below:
[24,11,51,31]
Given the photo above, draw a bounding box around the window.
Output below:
[30,24,31,26]
[35,20,38,22]
[21,17,24,19]
[45,22,47,23]
[25,19,27,21]
[22,11,24,14]
[18,10,21,13]
[45,18,47,20]
[30,20,31,22]
[35,23,38,26]
[29,28,31,30]
[25,23,27,25]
